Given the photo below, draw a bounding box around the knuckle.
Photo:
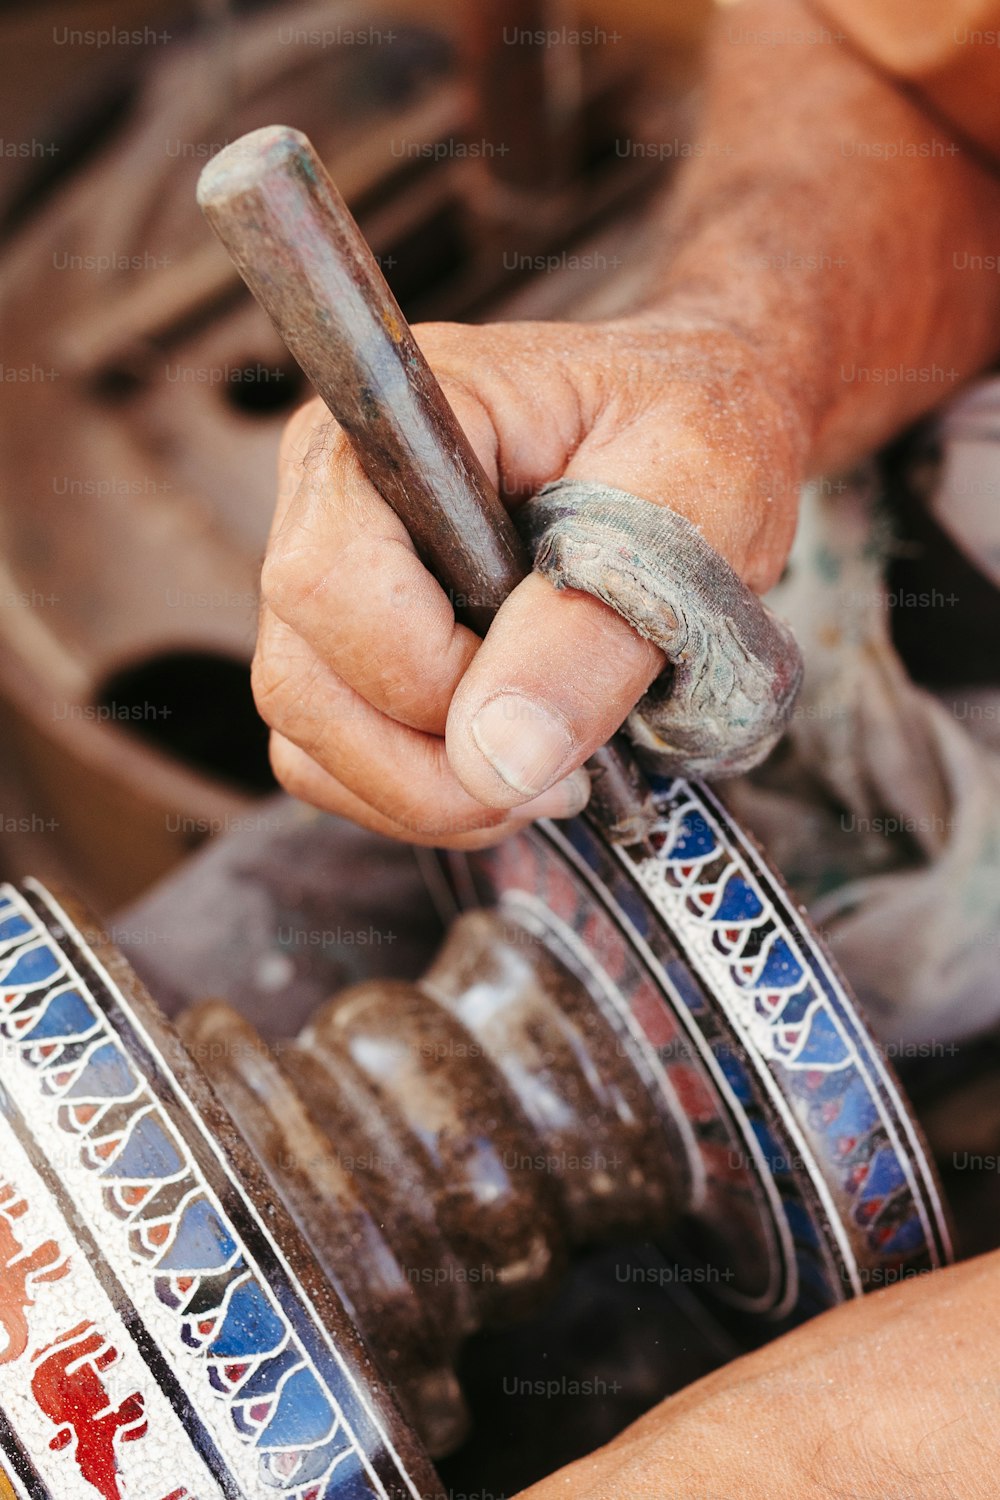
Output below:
[250,647,295,726]
[261,504,407,626]
[267,734,308,800]
[259,542,305,615]
[259,526,333,618]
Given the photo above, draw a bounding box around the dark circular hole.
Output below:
[224,358,305,416]
[95,650,276,794]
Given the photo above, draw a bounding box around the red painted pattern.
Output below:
[0,1181,69,1366]
[31,1321,148,1500]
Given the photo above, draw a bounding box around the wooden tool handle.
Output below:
[198,124,527,637]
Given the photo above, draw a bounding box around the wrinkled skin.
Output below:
[255,317,800,844]
[254,1,1000,1495]
[255,0,1000,847]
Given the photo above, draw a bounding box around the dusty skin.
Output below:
[255,0,1000,848]
[252,0,1000,1491]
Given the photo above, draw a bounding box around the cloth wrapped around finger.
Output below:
[520,479,803,779]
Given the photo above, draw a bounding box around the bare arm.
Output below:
[253,8,1000,1494]
[253,0,1000,839]
[659,0,1000,474]
[518,1247,1000,1500]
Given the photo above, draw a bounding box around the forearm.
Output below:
[519,1249,1000,1499]
[643,0,1000,475]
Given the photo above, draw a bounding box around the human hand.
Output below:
[253,316,805,846]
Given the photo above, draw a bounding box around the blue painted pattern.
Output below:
[630,777,952,1278]
[0,886,398,1500]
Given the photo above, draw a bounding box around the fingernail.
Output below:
[470,693,575,796]
[520,769,591,821]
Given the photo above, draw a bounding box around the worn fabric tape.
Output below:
[520,478,803,779]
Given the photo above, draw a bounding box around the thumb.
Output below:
[445,571,663,810]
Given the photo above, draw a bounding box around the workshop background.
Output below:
[0,0,707,912]
[1,2,998,1495]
